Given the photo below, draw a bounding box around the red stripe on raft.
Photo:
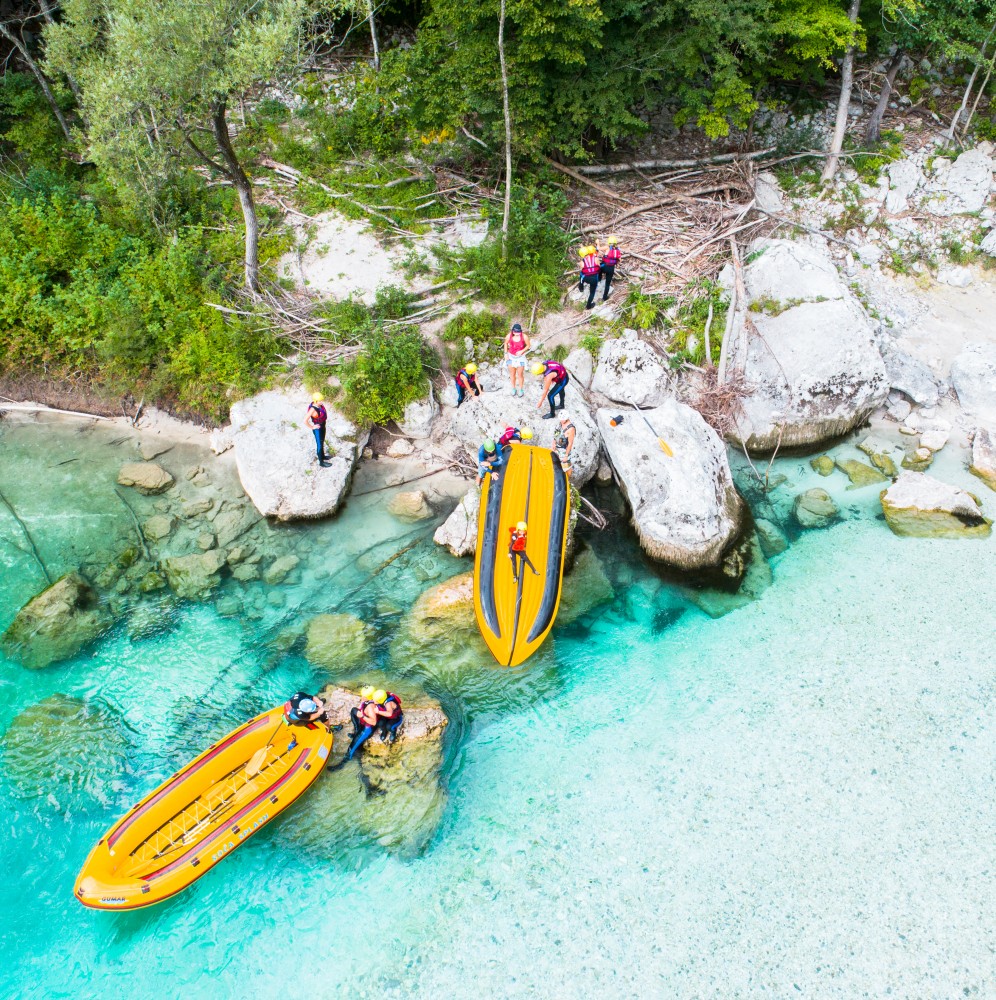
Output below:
[107,715,271,849]
[142,747,310,882]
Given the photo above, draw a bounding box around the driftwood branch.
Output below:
[574,148,777,177]
[0,485,52,585]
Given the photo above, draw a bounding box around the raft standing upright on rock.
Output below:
[578,245,601,309]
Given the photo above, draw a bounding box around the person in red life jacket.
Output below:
[374,690,404,743]
[504,322,531,397]
[455,362,481,407]
[306,394,330,466]
[508,521,539,583]
[531,360,569,418]
[328,687,381,769]
[578,244,601,309]
[497,425,534,448]
[283,691,331,729]
[598,235,621,301]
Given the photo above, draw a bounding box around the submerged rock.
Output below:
[970,426,996,491]
[387,489,433,522]
[810,455,835,476]
[142,514,174,543]
[305,613,374,671]
[687,532,772,618]
[409,571,475,636]
[433,486,480,557]
[263,554,299,585]
[755,517,788,556]
[835,458,888,490]
[596,400,744,572]
[558,547,615,625]
[162,550,227,600]
[793,488,840,529]
[590,337,670,408]
[117,462,174,495]
[0,695,131,811]
[857,436,899,477]
[1,573,112,669]
[880,471,991,538]
[228,389,369,521]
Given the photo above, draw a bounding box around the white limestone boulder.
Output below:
[880,471,991,538]
[433,486,480,557]
[950,341,996,420]
[595,401,743,569]
[753,171,784,214]
[397,386,438,439]
[228,390,369,521]
[970,426,996,492]
[727,238,888,451]
[884,159,924,214]
[921,147,994,216]
[564,347,594,388]
[438,362,599,486]
[590,337,670,408]
[878,338,940,406]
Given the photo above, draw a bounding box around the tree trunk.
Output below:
[366,0,380,72]
[948,21,996,141]
[211,97,261,294]
[0,20,73,143]
[864,49,903,145]
[497,0,512,257]
[821,0,862,184]
[963,50,996,138]
[37,0,83,100]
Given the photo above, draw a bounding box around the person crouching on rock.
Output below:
[532,360,569,419]
[374,690,403,743]
[306,394,330,467]
[476,438,504,486]
[328,689,381,770]
[508,521,539,583]
[455,362,481,407]
[498,425,533,448]
[283,692,331,730]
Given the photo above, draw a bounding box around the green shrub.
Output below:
[441,309,504,365]
[578,332,604,357]
[373,284,419,320]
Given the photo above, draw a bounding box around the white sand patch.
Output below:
[278,210,409,303]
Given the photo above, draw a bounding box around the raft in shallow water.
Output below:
[474,442,569,666]
[74,706,333,910]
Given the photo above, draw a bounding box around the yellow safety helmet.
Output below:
[360,685,375,700]
[521,427,534,440]
[516,521,527,531]
[530,362,546,376]
[312,392,324,403]
[464,362,478,375]
[372,689,387,704]
[607,235,618,246]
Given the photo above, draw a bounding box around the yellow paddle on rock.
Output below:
[633,404,674,457]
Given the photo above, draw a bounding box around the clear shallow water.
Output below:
[1,416,995,998]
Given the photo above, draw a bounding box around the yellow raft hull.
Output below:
[474,442,570,666]
[74,706,333,910]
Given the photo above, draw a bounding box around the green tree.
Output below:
[46,0,309,292]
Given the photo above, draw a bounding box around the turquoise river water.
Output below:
[1,414,994,999]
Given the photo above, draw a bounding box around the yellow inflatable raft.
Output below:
[474,442,569,666]
[74,706,332,910]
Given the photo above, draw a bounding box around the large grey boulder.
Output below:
[397,386,437,439]
[950,342,996,420]
[922,147,994,216]
[595,401,743,569]
[1,573,112,669]
[727,238,888,451]
[433,486,480,557]
[590,337,670,408]
[884,158,924,214]
[879,339,940,406]
[880,471,991,538]
[228,389,369,521]
[564,347,594,388]
[970,426,996,492]
[439,362,599,486]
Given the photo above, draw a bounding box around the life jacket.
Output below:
[601,247,621,266]
[456,368,478,390]
[581,254,600,276]
[284,691,319,728]
[544,361,567,382]
[355,699,379,728]
[498,426,521,447]
[309,403,327,426]
[555,422,575,451]
[381,693,402,719]
[509,528,527,552]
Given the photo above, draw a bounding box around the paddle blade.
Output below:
[658,438,674,458]
[245,747,268,778]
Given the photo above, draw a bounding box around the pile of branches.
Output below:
[686,364,751,439]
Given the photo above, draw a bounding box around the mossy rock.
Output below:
[793,488,839,529]
[558,548,614,625]
[835,459,888,490]
[305,613,374,671]
[810,455,835,477]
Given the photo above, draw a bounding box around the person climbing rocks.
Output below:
[374,690,404,743]
[532,360,569,419]
[578,244,601,310]
[306,394,330,466]
[455,362,481,407]
[498,425,534,448]
[476,439,504,486]
[598,236,621,301]
[508,521,539,583]
[328,688,381,769]
[504,322,531,397]
[283,691,331,729]
[554,411,576,479]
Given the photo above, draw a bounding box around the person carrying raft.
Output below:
[532,359,569,419]
[455,362,481,407]
[476,438,504,486]
[497,425,533,448]
[508,521,540,583]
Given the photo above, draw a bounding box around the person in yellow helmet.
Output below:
[598,235,621,301]
[306,393,330,467]
[578,244,601,310]
[373,689,404,743]
[508,520,539,583]
[454,361,481,407]
[498,425,533,448]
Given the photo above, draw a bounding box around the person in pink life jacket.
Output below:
[598,235,621,301]
[504,322,531,397]
[578,244,601,309]
[305,394,330,466]
[531,360,569,418]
